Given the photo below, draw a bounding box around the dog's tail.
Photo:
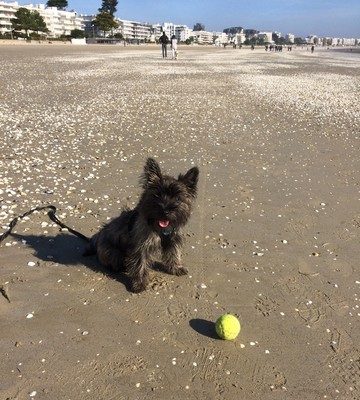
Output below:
[0,205,90,245]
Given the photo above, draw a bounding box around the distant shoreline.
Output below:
[1,39,359,53]
[330,47,360,54]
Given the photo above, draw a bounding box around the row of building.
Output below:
[305,35,358,46]
[0,1,359,47]
[0,1,83,37]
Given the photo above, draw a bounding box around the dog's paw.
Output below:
[129,278,148,293]
[175,266,188,276]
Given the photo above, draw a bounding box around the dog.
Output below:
[84,158,199,293]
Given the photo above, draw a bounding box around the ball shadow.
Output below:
[189,318,220,340]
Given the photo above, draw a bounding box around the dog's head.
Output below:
[138,158,199,233]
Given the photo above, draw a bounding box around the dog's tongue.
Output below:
[159,220,170,228]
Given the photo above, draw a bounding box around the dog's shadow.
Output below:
[10,233,132,290]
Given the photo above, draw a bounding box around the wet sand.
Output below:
[0,45,359,400]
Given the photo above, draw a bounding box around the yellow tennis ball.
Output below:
[215,314,241,340]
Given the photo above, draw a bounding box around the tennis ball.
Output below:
[215,314,241,340]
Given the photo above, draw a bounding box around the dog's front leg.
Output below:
[161,236,188,276]
[126,249,150,293]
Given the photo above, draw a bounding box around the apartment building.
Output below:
[117,19,152,41]
[193,30,214,44]
[175,25,193,42]
[213,31,228,45]
[286,33,295,43]
[258,31,273,43]
[0,1,17,34]
[26,4,84,37]
[0,1,83,37]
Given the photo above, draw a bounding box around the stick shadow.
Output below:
[10,233,132,291]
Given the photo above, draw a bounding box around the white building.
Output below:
[213,31,228,45]
[286,33,295,43]
[26,4,84,37]
[0,1,17,35]
[0,1,83,37]
[234,32,245,44]
[117,19,152,41]
[175,25,193,42]
[306,35,317,44]
[258,31,273,43]
[340,37,356,46]
[193,30,213,44]
[162,22,176,38]
[149,23,193,42]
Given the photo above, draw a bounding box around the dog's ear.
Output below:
[178,166,199,196]
[140,158,162,188]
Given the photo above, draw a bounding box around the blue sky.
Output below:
[19,1,360,37]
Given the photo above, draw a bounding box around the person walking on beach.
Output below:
[170,34,178,59]
[159,31,169,58]
[311,45,315,53]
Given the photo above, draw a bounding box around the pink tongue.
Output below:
[159,220,170,228]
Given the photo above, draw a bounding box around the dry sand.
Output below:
[0,44,359,400]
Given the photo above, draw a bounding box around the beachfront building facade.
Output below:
[26,4,84,37]
[340,37,356,46]
[175,25,193,42]
[0,1,83,37]
[0,1,17,35]
[258,31,273,43]
[193,30,214,44]
[161,22,176,39]
[117,19,152,41]
[286,33,295,43]
[213,31,228,45]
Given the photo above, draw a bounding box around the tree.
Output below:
[93,11,119,37]
[193,23,205,31]
[294,37,305,45]
[11,8,48,38]
[223,27,243,35]
[46,0,68,9]
[98,0,118,16]
[113,32,123,40]
[32,11,48,34]
[71,29,85,38]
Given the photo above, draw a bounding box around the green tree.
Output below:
[294,37,305,45]
[193,23,205,31]
[32,11,48,34]
[70,29,85,38]
[46,0,68,9]
[113,32,123,40]
[11,8,47,38]
[98,0,118,16]
[93,11,119,37]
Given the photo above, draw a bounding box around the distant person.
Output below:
[159,32,169,58]
[251,44,255,50]
[170,34,178,59]
[311,45,315,53]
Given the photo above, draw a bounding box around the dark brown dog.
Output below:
[84,158,199,292]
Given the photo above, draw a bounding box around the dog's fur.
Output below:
[84,158,199,293]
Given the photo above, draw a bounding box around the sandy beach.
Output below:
[0,44,359,400]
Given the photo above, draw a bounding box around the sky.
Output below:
[18,1,360,37]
